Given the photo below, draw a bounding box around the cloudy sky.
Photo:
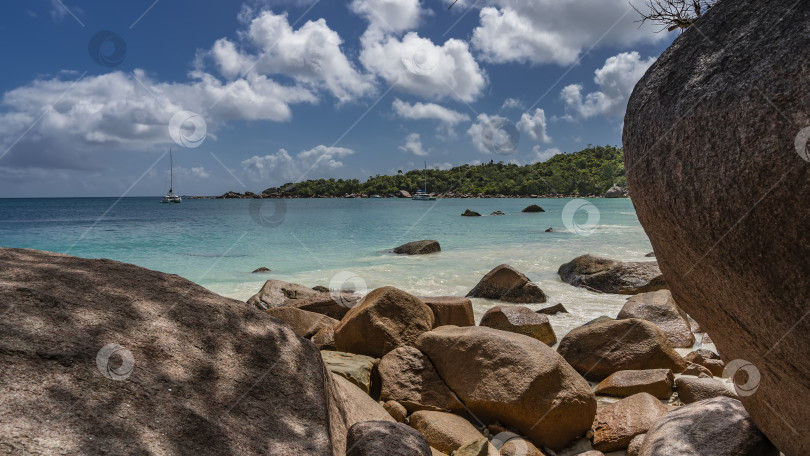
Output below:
[0,0,673,197]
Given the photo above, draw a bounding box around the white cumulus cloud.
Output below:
[398,132,428,156]
[516,108,551,143]
[392,99,469,126]
[561,51,656,118]
[350,0,428,34]
[241,145,355,182]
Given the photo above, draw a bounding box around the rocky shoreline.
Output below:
[0,247,780,455]
[185,187,629,200]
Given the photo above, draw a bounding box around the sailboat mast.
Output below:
[169,148,173,193]
[423,161,427,192]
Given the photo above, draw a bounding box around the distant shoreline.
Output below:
[186,192,629,199]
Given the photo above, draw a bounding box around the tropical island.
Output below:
[202,145,628,199]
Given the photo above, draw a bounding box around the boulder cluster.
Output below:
[0,248,782,455]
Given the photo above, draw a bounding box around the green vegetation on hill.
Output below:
[274,145,625,197]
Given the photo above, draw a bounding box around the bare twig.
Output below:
[631,0,717,32]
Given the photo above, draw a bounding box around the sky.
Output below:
[0,0,675,197]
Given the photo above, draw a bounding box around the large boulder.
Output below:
[675,377,738,404]
[0,248,352,455]
[408,410,493,454]
[591,393,668,452]
[247,278,319,310]
[265,306,339,338]
[378,346,464,413]
[416,326,596,450]
[617,290,695,348]
[623,1,810,454]
[557,255,666,294]
[466,264,547,303]
[638,397,778,456]
[604,185,627,198]
[393,240,441,255]
[346,421,432,456]
[335,287,435,358]
[332,373,395,428]
[479,306,557,346]
[557,318,686,380]
[420,296,475,327]
[594,369,675,400]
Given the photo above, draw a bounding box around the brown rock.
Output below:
[536,303,568,315]
[322,351,376,395]
[461,209,482,216]
[703,359,725,377]
[594,369,675,400]
[682,363,713,378]
[252,266,271,273]
[284,293,359,320]
[479,306,557,346]
[313,324,337,350]
[675,377,738,404]
[466,264,547,303]
[346,421,432,456]
[591,393,668,452]
[335,287,435,358]
[454,438,499,456]
[638,397,778,456]
[383,400,407,423]
[420,296,475,327]
[247,278,319,310]
[332,373,395,428]
[492,432,547,456]
[378,346,463,413]
[617,290,695,348]
[416,326,596,450]
[623,1,809,453]
[627,433,645,456]
[575,452,605,456]
[557,319,687,380]
[0,248,352,455]
[684,349,724,377]
[408,410,488,454]
[265,306,339,338]
[393,240,441,255]
[557,254,666,294]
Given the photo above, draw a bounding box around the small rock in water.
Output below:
[522,204,545,213]
[544,227,554,232]
[466,264,547,304]
[461,209,482,217]
[644,252,655,257]
[393,240,441,255]
[536,303,568,315]
[252,267,271,273]
[312,285,329,292]
[490,211,505,216]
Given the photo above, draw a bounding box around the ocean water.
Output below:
[0,197,656,338]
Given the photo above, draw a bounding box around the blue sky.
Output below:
[0,0,674,197]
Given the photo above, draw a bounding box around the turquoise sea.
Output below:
[0,197,655,338]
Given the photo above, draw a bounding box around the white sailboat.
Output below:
[412,162,436,201]
[160,149,182,203]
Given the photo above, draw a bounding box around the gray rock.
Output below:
[393,240,441,255]
[675,377,738,404]
[623,0,810,453]
[638,397,778,456]
[461,209,482,217]
[346,421,432,456]
[536,303,568,315]
[617,290,695,348]
[522,204,545,212]
[558,254,666,294]
[604,185,627,198]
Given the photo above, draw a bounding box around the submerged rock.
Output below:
[522,204,545,212]
[393,240,441,255]
[461,209,482,216]
[416,326,596,450]
[638,397,778,456]
[623,0,810,453]
[0,248,357,454]
[466,264,547,303]
[557,254,666,294]
[335,287,434,358]
[252,266,271,273]
[557,318,686,380]
[480,306,557,346]
[490,211,505,215]
[617,290,695,348]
